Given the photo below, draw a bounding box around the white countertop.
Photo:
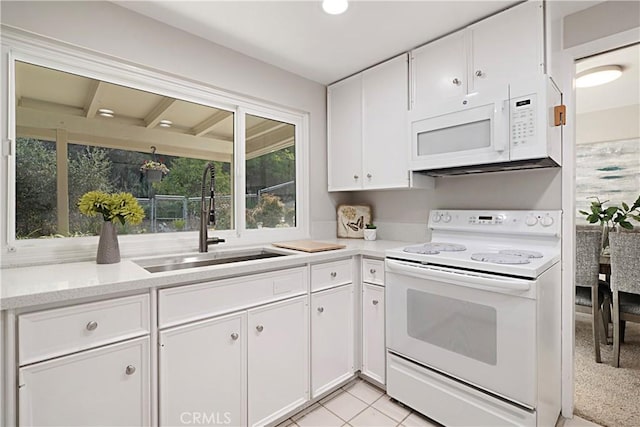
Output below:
[0,239,408,310]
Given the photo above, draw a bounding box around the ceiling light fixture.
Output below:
[576,65,623,88]
[97,108,114,118]
[159,119,173,128]
[322,0,348,15]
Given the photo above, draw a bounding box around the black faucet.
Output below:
[199,162,225,252]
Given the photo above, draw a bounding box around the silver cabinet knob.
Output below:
[125,365,136,375]
[372,300,379,305]
[330,271,337,278]
[367,173,372,179]
[452,78,462,86]
[256,325,264,332]
[475,70,485,77]
[86,321,98,331]
[230,332,239,340]
[317,307,324,313]
[369,268,376,274]
[353,174,359,180]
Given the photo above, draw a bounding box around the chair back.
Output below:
[609,229,640,295]
[576,227,602,288]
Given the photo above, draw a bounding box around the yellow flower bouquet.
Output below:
[78,191,145,225]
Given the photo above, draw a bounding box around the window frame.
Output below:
[2,32,309,265]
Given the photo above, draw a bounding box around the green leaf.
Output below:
[622,202,629,211]
[606,206,619,216]
[620,221,633,230]
[579,210,589,216]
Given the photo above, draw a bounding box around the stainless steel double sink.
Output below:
[133,248,290,273]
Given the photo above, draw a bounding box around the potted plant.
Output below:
[140,160,170,182]
[78,191,145,264]
[364,223,377,241]
[579,195,640,251]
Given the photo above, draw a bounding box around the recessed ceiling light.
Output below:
[98,108,114,118]
[322,0,348,15]
[159,119,173,128]
[576,65,623,88]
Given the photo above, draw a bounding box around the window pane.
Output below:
[15,137,57,238]
[15,61,234,239]
[245,114,296,229]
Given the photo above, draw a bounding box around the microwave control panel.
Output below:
[511,95,536,146]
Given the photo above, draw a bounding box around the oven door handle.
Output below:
[386,259,532,292]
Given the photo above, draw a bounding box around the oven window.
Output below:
[407,289,497,365]
[417,119,490,156]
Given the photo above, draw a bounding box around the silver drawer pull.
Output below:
[317,307,324,313]
[372,300,379,306]
[230,332,239,340]
[452,78,462,86]
[354,174,359,180]
[86,321,98,331]
[125,365,136,375]
[369,268,376,274]
[475,70,485,78]
[367,173,372,179]
[256,325,264,332]
[330,272,337,278]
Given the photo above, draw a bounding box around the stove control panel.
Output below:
[429,210,561,236]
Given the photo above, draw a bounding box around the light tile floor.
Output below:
[278,379,441,427]
[279,378,603,427]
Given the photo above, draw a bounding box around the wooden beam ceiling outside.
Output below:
[84,80,107,118]
[144,97,177,128]
[191,110,232,137]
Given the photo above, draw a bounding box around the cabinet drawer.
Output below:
[362,258,384,285]
[19,294,150,366]
[159,267,308,328]
[311,259,352,292]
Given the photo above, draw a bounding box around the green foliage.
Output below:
[579,195,640,230]
[249,193,285,228]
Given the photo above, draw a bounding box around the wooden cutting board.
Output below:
[272,240,346,253]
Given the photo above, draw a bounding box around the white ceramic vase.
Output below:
[363,228,377,241]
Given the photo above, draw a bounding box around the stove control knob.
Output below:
[442,214,452,223]
[525,215,538,226]
[541,215,554,227]
[433,213,441,223]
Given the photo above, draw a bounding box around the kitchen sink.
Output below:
[134,248,290,273]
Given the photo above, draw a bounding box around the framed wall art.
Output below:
[337,204,372,239]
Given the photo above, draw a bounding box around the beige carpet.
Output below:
[574,314,640,427]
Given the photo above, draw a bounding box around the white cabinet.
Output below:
[159,312,246,427]
[328,55,430,191]
[411,1,543,115]
[18,337,150,427]
[362,282,386,385]
[248,296,309,426]
[311,284,355,397]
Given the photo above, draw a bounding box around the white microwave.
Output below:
[409,76,562,175]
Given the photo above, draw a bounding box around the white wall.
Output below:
[0,1,336,259]
[577,104,640,144]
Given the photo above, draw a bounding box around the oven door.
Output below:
[410,100,509,171]
[386,259,537,408]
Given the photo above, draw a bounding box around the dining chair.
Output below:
[575,227,611,363]
[609,229,640,368]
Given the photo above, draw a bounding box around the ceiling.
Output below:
[576,43,640,114]
[115,0,520,84]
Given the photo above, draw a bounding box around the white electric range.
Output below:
[385,210,562,427]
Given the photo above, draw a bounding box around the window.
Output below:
[11,58,304,246]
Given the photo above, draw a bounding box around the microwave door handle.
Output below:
[386,260,531,292]
[493,100,509,153]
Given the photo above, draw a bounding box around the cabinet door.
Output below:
[411,30,467,115]
[311,284,355,397]
[248,296,309,426]
[18,337,150,427]
[362,283,385,384]
[328,74,363,191]
[362,55,410,189]
[469,1,543,94]
[159,312,246,427]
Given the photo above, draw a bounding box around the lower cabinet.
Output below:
[311,284,355,397]
[18,337,150,427]
[159,312,247,427]
[362,283,386,384]
[159,295,309,427]
[248,296,309,426]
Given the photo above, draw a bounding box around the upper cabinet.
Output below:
[328,54,432,192]
[411,1,544,116]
